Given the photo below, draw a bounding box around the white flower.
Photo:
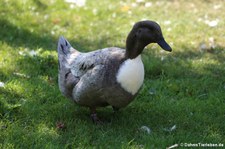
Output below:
[92,9,98,15]
[112,13,116,18]
[44,15,49,20]
[131,3,137,7]
[164,20,171,25]
[19,51,25,56]
[205,19,219,27]
[19,48,39,57]
[136,0,145,3]
[65,0,86,7]
[70,4,75,9]
[213,4,221,10]
[145,2,152,7]
[29,50,37,56]
[167,28,172,32]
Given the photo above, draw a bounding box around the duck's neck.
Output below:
[125,34,147,59]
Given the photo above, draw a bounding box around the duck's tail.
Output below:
[57,36,79,98]
[57,36,77,64]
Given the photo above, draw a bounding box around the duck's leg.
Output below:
[112,106,120,113]
[90,107,102,124]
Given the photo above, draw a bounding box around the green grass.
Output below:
[0,0,225,148]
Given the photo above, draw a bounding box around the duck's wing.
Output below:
[58,36,126,102]
[68,48,126,106]
[69,49,108,77]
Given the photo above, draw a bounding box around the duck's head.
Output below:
[126,20,172,59]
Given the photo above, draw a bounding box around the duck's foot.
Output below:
[90,113,103,124]
[112,106,120,113]
[90,108,103,124]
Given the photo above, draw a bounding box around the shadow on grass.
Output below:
[0,19,115,52]
[174,45,225,65]
[0,88,25,118]
[173,45,225,80]
[0,19,56,50]
[1,17,225,147]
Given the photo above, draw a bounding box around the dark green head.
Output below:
[126,20,172,59]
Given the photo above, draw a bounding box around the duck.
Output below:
[57,20,172,123]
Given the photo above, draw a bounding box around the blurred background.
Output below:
[0,0,224,148]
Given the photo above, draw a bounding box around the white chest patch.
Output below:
[116,55,144,95]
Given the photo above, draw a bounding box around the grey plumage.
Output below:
[58,37,134,109]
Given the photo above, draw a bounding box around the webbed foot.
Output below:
[90,113,103,124]
[90,108,103,124]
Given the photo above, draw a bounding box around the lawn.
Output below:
[0,0,225,148]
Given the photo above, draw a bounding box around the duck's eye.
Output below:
[135,28,143,37]
[134,29,141,38]
[138,29,142,33]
